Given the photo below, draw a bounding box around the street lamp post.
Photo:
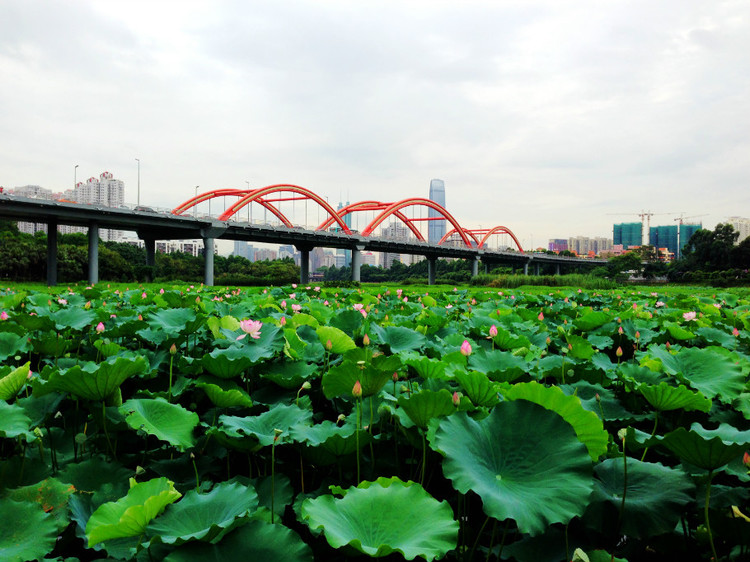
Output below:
[135,158,140,207]
[74,164,78,189]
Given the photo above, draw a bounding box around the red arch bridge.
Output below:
[0,186,605,286]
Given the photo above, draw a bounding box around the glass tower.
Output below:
[428,179,446,243]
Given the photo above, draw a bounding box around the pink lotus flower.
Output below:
[452,392,461,407]
[95,322,105,333]
[141,292,147,299]
[683,311,697,322]
[57,298,67,305]
[353,303,364,311]
[237,319,262,340]
[733,327,740,336]
[292,283,297,289]
[280,316,287,326]
[352,380,362,398]
[655,301,665,308]
[292,304,302,313]
[281,300,287,308]
[489,325,498,338]
[538,311,544,321]
[460,340,472,356]
[0,311,8,321]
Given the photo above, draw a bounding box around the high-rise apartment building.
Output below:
[727,217,750,244]
[428,179,446,243]
[649,224,702,258]
[10,185,55,234]
[65,172,126,240]
[613,223,642,248]
[548,239,568,252]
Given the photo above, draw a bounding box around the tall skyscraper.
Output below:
[428,179,446,244]
[727,217,750,244]
[68,172,125,240]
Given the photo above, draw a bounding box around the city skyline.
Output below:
[1,1,748,247]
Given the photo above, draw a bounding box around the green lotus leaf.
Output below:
[288,312,319,329]
[565,334,596,359]
[0,400,32,438]
[316,326,357,354]
[0,332,28,362]
[147,481,258,545]
[403,355,447,380]
[219,403,312,447]
[454,370,499,408]
[648,346,745,403]
[574,311,611,331]
[32,331,71,357]
[239,324,285,362]
[58,457,132,507]
[638,382,712,412]
[145,307,199,337]
[572,549,628,562]
[163,519,312,562]
[0,362,29,401]
[301,477,458,561]
[500,381,608,460]
[93,338,124,358]
[206,315,240,339]
[330,309,365,336]
[0,497,58,562]
[120,398,199,451]
[196,376,253,408]
[202,346,256,379]
[397,389,455,430]
[469,349,528,382]
[663,321,695,341]
[260,360,317,389]
[50,307,97,331]
[370,324,427,353]
[433,401,594,535]
[7,477,76,533]
[46,355,149,401]
[585,458,694,539]
[322,362,392,399]
[659,423,750,471]
[696,326,737,348]
[489,325,531,351]
[252,473,294,517]
[86,477,182,547]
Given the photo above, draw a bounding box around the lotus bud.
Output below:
[666,341,671,350]
[452,391,460,407]
[538,311,544,321]
[489,325,498,338]
[635,331,640,339]
[460,340,472,356]
[280,316,286,326]
[84,301,91,309]
[301,381,312,390]
[616,346,623,357]
[169,343,177,355]
[95,322,105,333]
[743,451,750,467]
[273,428,284,443]
[595,393,601,402]
[393,372,399,381]
[325,339,333,351]
[0,311,8,321]
[618,326,623,335]
[733,327,740,337]
[352,380,362,398]
[363,334,370,346]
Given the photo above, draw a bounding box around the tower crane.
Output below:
[607,210,677,247]
[673,214,707,258]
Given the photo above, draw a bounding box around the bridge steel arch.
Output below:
[172,184,353,234]
[439,226,525,253]
[317,198,474,247]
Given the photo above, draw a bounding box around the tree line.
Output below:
[0,224,298,285]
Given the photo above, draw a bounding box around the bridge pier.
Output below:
[296,245,312,284]
[144,238,156,282]
[534,263,540,276]
[523,261,529,276]
[471,255,479,277]
[46,219,58,286]
[556,263,561,275]
[427,257,436,285]
[351,245,365,283]
[203,237,215,286]
[88,223,99,284]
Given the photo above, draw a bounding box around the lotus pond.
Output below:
[0,283,749,562]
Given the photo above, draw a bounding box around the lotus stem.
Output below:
[468,515,491,562]
[615,437,628,542]
[705,470,719,562]
[271,440,277,524]
[420,431,427,486]
[640,410,658,462]
[191,453,200,493]
[355,398,361,483]
[485,519,498,562]
[102,401,116,460]
[168,353,174,403]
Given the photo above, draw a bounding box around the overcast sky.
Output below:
[1,0,748,249]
